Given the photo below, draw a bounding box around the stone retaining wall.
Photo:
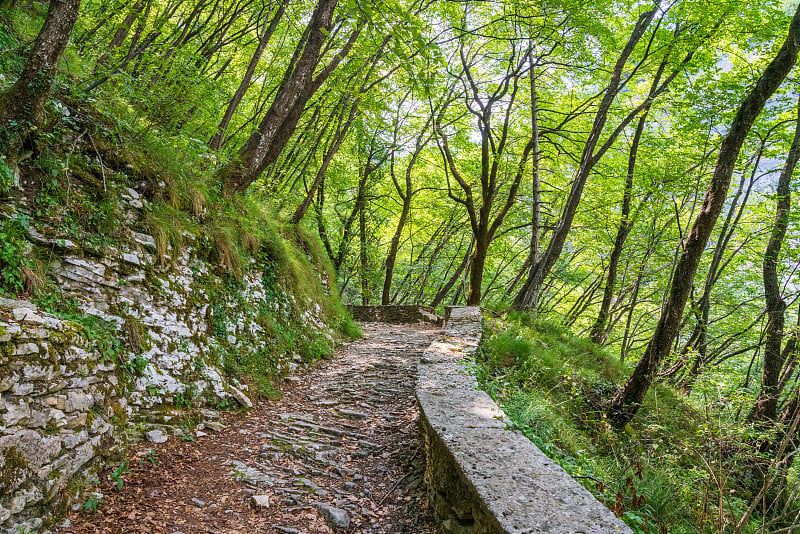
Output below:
[0,192,334,533]
[348,305,442,325]
[416,307,632,533]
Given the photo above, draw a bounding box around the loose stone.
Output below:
[316,504,351,530]
[251,495,270,509]
[145,430,168,444]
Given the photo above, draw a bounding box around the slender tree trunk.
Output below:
[382,188,412,304]
[526,50,541,313]
[218,0,358,195]
[381,123,431,304]
[209,0,287,151]
[750,97,800,422]
[590,112,646,344]
[291,98,358,224]
[0,0,82,155]
[514,7,658,310]
[95,0,146,67]
[467,229,490,305]
[359,198,369,305]
[430,239,473,309]
[608,6,800,426]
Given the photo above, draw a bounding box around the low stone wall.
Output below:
[416,307,632,534]
[348,305,442,325]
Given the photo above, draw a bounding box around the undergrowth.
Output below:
[0,6,359,406]
[475,313,777,534]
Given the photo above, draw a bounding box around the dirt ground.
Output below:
[55,323,440,534]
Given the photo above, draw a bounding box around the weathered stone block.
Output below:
[3,400,31,426]
[12,343,39,356]
[12,308,45,326]
[417,307,632,534]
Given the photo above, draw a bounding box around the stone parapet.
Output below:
[348,305,442,325]
[416,306,632,534]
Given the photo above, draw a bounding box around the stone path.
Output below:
[57,324,440,534]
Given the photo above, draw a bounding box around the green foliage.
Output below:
[109,462,129,491]
[0,156,13,195]
[476,316,740,533]
[138,448,158,466]
[0,214,33,295]
[81,492,102,514]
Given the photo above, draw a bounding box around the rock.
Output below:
[229,461,273,487]
[316,504,351,530]
[13,342,39,355]
[12,308,45,325]
[195,431,208,438]
[228,385,253,409]
[336,409,369,420]
[205,421,225,432]
[191,498,206,508]
[145,429,168,444]
[122,252,142,266]
[251,494,270,509]
[274,527,304,534]
[131,231,157,251]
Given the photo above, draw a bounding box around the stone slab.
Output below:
[416,306,631,534]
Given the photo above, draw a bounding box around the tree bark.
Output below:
[435,38,536,305]
[0,0,82,153]
[526,49,541,312]
[382,117,433,304]
[291,97,358,224]
[217,0,358,195]
[750,97,800,422]
[589,112,646,344]
[608,5,800,426]
[95,0,146,67]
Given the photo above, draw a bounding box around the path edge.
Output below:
[415,306,633,534]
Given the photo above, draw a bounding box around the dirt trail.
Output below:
[58,323,440,534]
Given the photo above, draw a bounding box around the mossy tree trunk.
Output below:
[750,96,800,422]
[0,0,81,157]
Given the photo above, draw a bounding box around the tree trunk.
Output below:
[0,0,81,154]
[513,7,658,310]
[95,0,146,67]
[217,0,357,195]
[430,239,473,309]
[608,6,800,427]
[291,98,358,224]
[382,188,412,305]
[381,121,431,304]
[590,112,646,344]
[467,230,489,305]
[526,50,541,313]
[750,97,800,422]
[359,197,370,305]
[209,0,287,151]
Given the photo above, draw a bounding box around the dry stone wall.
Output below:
[347,305,442,325]
[0,191,334,533]
[417,307,632,534]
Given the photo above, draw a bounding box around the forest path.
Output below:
[58,324,439,534]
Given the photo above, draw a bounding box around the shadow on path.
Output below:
[58,323,440,534]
